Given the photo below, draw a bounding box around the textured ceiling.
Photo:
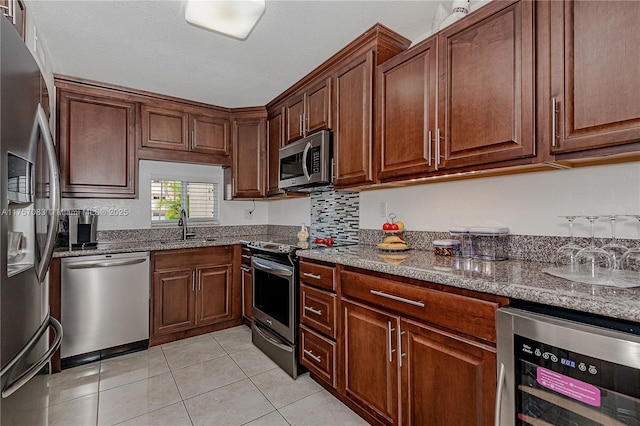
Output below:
[27,1,453,108]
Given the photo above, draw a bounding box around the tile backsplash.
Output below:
[309,189,359,242]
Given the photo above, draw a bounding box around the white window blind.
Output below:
[151,179,219,224]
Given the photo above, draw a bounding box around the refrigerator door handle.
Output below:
[34,104,61,284]
[1,316,63,398]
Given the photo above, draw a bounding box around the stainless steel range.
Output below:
[244,237,353,379]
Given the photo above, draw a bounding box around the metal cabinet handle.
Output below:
[241,254,251,259]
[427,130,433,166]
[304,115,308,134]
[191,130,195,148]
[435,127,442,168]
[299,115,303,136]
[304,306,322,316]
[303,272,321,280]
[2,316,63,398]
[192,271,195,291]
[398,323,406,367]
[551,97,559,147]
[198,270,201,291]
[387,321,396,363]
[370,290,425,308]
[240,266,251,273]
[303,349,322,363]
[494,363,506,426]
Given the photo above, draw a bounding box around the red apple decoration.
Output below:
[325,238,334,247]
[314,237,326,244]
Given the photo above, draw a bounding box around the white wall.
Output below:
[61,161,269,230]
[360,162,640,239]
[267,197,311,227]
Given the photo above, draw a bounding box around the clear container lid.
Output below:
[433,239,461,247]
[449,226,469,235]
[468,226,509,236]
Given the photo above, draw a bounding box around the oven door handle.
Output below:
[252,258,293,278]
[254,321,293,353]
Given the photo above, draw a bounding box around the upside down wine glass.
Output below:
[575,216,613,283]
[601,215,628,269]
[554,216,582,271]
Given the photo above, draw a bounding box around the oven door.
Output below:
[496,307,640,426]
[251,255,296,343]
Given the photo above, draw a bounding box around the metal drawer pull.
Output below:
[303,349,322,363]
[387,321,395,363]
[551,97,558,147]
[304,306,322,316]
[370,290,425,308]
[303,272,321,280]
[241,254,251,259]
[427,130,432,166]
[398,324,405,367]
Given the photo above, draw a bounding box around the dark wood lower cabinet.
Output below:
[151,246,241,345]
[342,299,399,425]
[400,319,496,426]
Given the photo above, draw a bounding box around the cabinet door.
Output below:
[141,104,189,151]
[334,51,375,187]
[305,77,332,135]
[266,106,285,196]
[57,90,137,198]
[196,265,233,325]
[285,94,305,144]
[378,38,437,181]
[342,299,399,425]
[152,269,195,335]
[547,0,640,153]
[232,117,266,198]
[438,0,535,169]
[400,319,496,426]
[190,113,230,155]
[241,266,252,322]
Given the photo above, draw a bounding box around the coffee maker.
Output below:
[58,210,98,249]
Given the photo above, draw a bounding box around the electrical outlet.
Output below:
[379,202,387,218]
[244,209,253,220]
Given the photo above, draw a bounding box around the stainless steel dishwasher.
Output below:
[60,252,150,368]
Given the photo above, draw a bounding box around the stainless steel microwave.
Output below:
[278,130,332,191]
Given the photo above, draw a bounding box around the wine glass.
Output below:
[601,215,628,269]
[574,216,613,283]
[620,215,640,272]
[554,216,582,271]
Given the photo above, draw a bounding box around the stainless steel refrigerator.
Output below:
[1,17,63,425]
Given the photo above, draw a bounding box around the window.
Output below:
[151,179,219,224]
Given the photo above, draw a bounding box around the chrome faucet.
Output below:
[178,209,194,240]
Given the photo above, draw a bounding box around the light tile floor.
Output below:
[47,325,368,426]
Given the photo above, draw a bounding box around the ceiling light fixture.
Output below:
[185,0,266,40]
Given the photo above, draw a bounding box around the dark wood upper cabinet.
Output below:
[57,88,137,198]
[266,105,286,197]
[333,51,376,188]
[141,101,230,157]
[141,104,189,151]
[190,112,230,156]
[2,0,25,40]
[377,38,438,181]
[542,0,640,155]
[285,77,332,144]
[437,0,535,169]
[231,113,267,199]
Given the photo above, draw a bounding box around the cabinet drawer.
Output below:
[299,260,335,291]
[340,270,500,343]
[154,246,232,270]
[300,284,336,339]
[300,324,336,388]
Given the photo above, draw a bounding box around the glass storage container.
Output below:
[449,227,473,258]
[469,226,509,260]
[433,239,461,256]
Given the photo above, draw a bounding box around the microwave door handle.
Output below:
[302,141,312,181]
[34,104,61,283]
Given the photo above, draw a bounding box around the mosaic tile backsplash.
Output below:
[309,189,359,242]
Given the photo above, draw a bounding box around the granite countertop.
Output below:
[298,245,640,323]
[52,234,270,258]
